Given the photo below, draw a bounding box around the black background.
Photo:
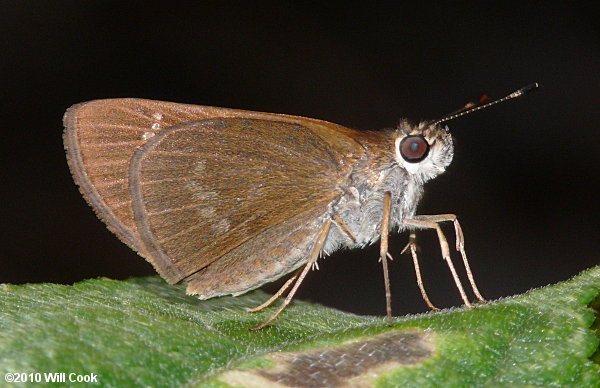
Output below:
[1,2,598,316]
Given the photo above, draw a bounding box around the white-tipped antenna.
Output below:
[434,83,541,126]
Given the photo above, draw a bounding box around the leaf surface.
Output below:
[1,266,599,387]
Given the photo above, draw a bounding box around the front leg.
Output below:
[401,232,439,310]
[413,214,485,303]
[402,217,474,308]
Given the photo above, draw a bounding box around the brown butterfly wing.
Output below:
[185,200,328,298]
[64,99,364,286]
[130,116,363,288]
[64,99,265,254]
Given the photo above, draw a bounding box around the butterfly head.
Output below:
[394,120,454,183]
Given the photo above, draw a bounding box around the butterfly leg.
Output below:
[413,214,485,303]
[246,273,298,313]
[332,214,357,243]
[401,232,439,310]
[250,219,332,330]
[402,218,474,308]
[247,213,345,313]
[380,192,393,320]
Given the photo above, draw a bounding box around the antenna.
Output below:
[434,83,541,125]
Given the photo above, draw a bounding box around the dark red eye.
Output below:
[399,135,430,162]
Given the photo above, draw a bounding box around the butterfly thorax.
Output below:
[325,123,453,254]
[326,162,420,252]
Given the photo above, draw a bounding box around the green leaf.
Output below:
[1,266,599,387]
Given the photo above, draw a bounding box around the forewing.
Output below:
[130,117,361,282]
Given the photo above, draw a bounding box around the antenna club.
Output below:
[522,82,541,93]
[511,82,541,98]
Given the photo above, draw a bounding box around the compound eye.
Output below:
[399,135,430,162]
